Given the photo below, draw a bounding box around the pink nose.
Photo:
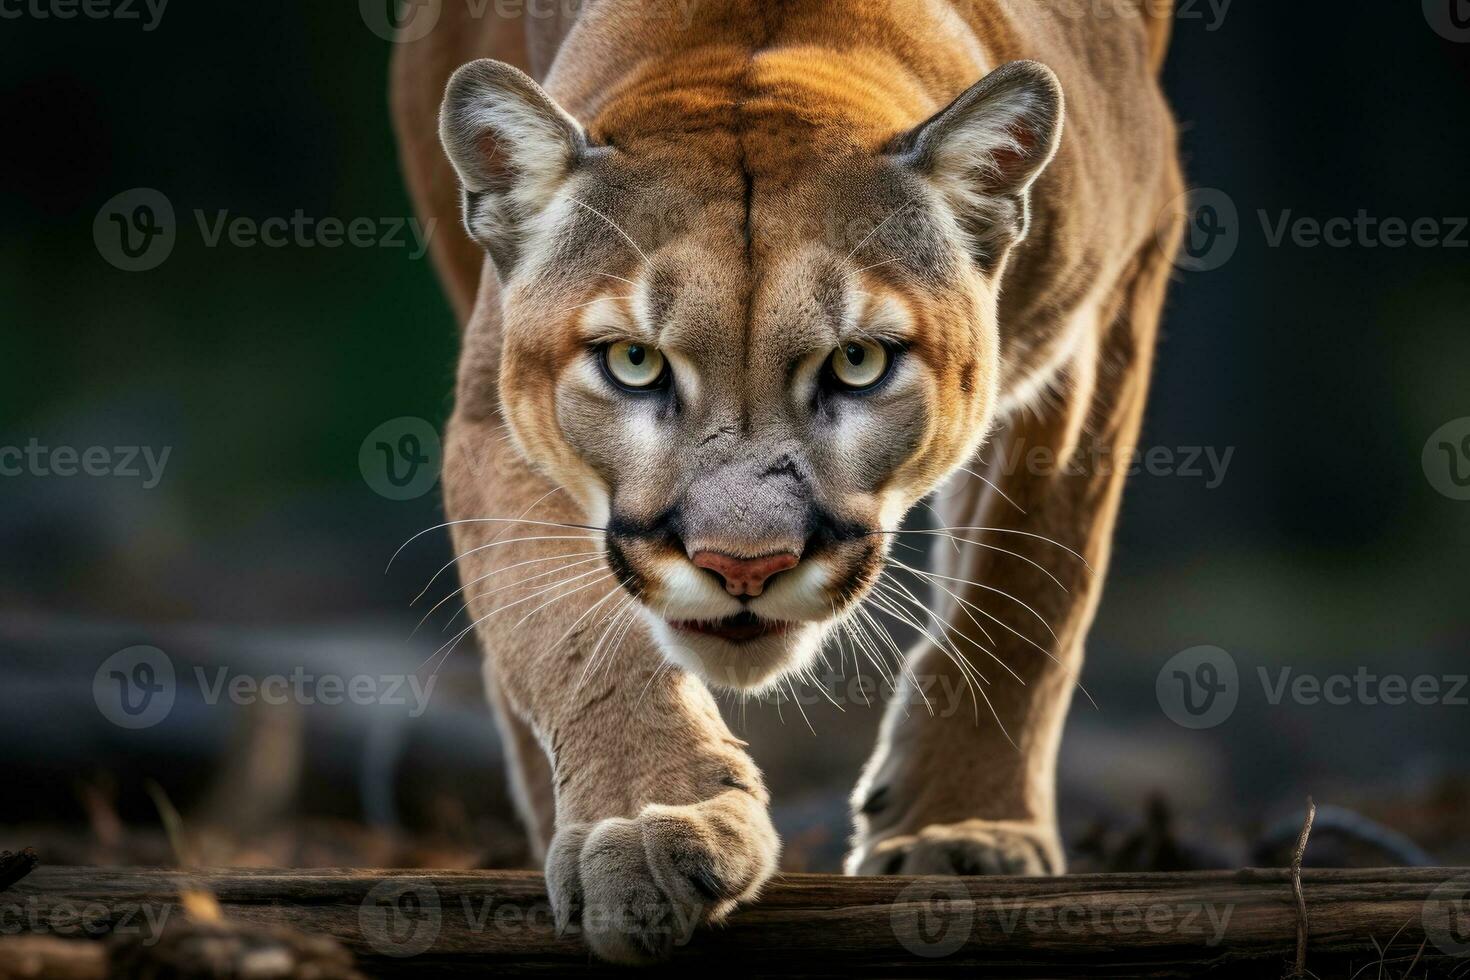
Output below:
[691,550,800,598]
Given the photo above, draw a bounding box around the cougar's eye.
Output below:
[603,341,667,390]
[829,340,890,390]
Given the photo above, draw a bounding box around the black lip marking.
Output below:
[670,611,790,644]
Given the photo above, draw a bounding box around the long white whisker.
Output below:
[566,197,652,266]
[452,557,609,630]
[870,579,993,703]
[554,294,638,315]
[425,572,612,673]
[511,572,614,630]
[952,465,1026,515]
[910,530,1069,593]
[413,534,602,605]
[890,559,1060,644]
[865,587,980,715]
[386,510,594,572]
[842,199,917,265]
[415,550,604,634]
[917,526,1092,570]
[576,592,636,691]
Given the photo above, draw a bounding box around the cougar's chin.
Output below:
[647,614,827,692]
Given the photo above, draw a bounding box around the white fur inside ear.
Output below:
[898,61,1064,263]
[929,83,1057,194]
[439,60,586,263]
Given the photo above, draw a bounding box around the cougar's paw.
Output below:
[545,790,779,964]
[850,820,1062,877]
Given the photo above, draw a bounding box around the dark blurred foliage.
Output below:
[1,3,1467,869]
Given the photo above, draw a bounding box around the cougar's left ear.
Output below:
[439,59,589,277]
[891,60,1064,268]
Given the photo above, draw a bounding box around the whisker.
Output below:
[866,586,983,714]
[414,550,604,635]
[952,465,1026,515]
[841,199,918,265]
[388,515,601,573]
[882,569,995,647]
[917,526,1092,570]
[413,534,603,605]
[785,675,816,735]
[566,197,652,266]
[848,256,903,276]
[511,572,615,630]
[881,573,1023,687]
[890,559,1060,644]
[870,584,1019,742]
[453,558,610,630]
[554,294,638,315]
[905,531,1069,594]
[577,591,637,691]
[882,558,999,652]
[425,572,612,674]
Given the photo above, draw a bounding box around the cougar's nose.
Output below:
[691,550,800,598]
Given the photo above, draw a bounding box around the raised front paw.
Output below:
[545,788,780,964]
[849,819,1062,877]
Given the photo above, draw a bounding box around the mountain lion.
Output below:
[392,0,1183,963]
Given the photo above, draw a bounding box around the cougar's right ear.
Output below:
[439,59,588,276]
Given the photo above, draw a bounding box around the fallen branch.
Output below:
[7,866,1470,977]
[0,848,39,892]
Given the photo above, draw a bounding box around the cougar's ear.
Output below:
[439,59,589,276]
[891,60,1064,269]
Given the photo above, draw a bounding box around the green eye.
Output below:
[830,340,889,390]
[603,341,667,389]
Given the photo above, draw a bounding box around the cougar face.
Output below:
[440,57,1063,690]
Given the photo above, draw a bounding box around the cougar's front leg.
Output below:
[443,414,779,964]
[848,242,1175,877]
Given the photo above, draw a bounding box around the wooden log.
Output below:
[6,867,1470,977]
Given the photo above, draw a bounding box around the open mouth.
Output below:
[670,611,791,644]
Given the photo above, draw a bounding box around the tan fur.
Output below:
[393,0,1182,962]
